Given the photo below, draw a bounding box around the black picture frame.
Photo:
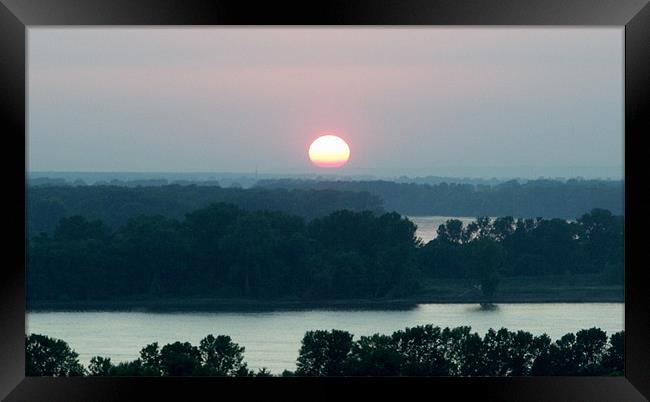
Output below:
[1,0,648,400]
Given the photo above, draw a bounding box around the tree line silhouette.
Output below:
[26,326,624,377]
[27,185,384,235]
[27,203,623,303]
[28,178,623,238]
[257,178,624,218]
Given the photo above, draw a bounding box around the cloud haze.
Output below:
[28,28,623,178]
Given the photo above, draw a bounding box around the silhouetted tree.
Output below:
[139,342,163,375]
[391,325,453,375]
[198,334,248,376]
[27,202,624,304]
[26,334,85,376]
[27,327,623,377]
[344,334,402,376]
[603,331,624,375]
[574,327,608,375]
[87,356,114,376]
[159,341,202,376]
[296,330,353,376]
[464,238,504,300]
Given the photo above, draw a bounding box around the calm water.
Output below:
[27,303,623,374]
[409,216,477,242]
[409,216,575,243]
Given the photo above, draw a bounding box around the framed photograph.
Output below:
[1,0,648,400]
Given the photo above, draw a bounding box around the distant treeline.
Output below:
[27,203,623,302]
[257,178,624,218]
[27,185,384,235]
[28,178,624,238]
[26,326,624,377]
[28,173,508,188]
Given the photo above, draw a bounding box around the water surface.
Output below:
[409,216,477,242]
[27,303,623,374]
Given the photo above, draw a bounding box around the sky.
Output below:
[28,28,624,179]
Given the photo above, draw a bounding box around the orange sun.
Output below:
[308,135,350,168]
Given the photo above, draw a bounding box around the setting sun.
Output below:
[308,135,350,168]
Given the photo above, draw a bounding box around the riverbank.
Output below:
[28,295,624,312]
[27,288,624,312]
[28,276,623,312]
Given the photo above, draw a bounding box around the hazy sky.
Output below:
[28,28,623,179]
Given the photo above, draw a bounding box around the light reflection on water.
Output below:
[27,303,623,374]
[409,216,477,243]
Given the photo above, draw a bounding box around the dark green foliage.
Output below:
[28,205,424,301]
[159,342,202,376]
[444,326,485,376]
[198,335,248,376]
[27,203,623,304]
[27,328,625,377]
[530,328,609,376]
[390,325,453,376]
[463,238,504,300]
[418,209,624,288]
[437,219,466,244]
[109,360,151,376]
[294,327,625,377]
[255,368,273,377]
[28,185,385,235]
[345,334,402,376]
[92,357,163,376]
[543,333,582,375]
[87,356,113,376]
[480,329,543,376]
[54,215,111,242]
[308,210,420,298]
[83,335,251,376]
[575,327,609,375]
[603,331,624,375]
[295,329,354,376]
[257,178,624,218]
[577,209,625,275]
[27,179,624,308]
[25,334,85,376]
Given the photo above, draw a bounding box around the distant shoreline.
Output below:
[27,293,624,313]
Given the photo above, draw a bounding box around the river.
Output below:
[408,216,477,242]
[27,303,623,374]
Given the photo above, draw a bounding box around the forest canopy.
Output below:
[27,203,623,303]
[257,178,624,218]
[27,178,623,236]
[26,326,624,377]
[27,184,384,235]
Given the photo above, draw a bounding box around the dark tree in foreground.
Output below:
[345,334,402,376]
[25,334,85,376]
[295,329,354,376]
[391,325,453,376]
[85,335,253,377]
[27,328,625,377]
[87,356,113,376]
[159,341,202,376]
[198,334,249,376]
[295,328,625,377]
[603,330,624,375]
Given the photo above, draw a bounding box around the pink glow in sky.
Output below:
[28,28,623,178]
